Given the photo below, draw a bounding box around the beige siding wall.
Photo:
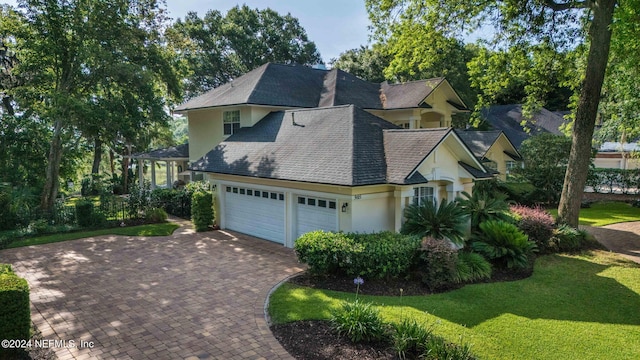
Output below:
[187,105,287,162]
[351,193,394,233]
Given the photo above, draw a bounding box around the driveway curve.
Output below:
[0,219,303,359]
[583,221,640,264]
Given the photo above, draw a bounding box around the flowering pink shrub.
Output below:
[510,205,556,253]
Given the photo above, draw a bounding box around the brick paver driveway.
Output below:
[0,220,304,359]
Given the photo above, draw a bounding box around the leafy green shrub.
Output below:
[517,133,572,205]
[0,265,30,349]
[191,190,214,232]
[150,188,190,217]
[330,299,388,343]
[75,200,107,228]
[294,231,361,275]
[0,186,18,231]
[550,225,599,252]
[392,318,433,359]
[348,232,421,279]
[454,251,492,283]
[510,205,555,253]
[145,207,168,223]
[127,181,151,218]
[472,220,537,269]
[417,237,458,290]
[27,219,50,235]
[423,335,477,360]
[401,200,468,245]
[458,190,510,230]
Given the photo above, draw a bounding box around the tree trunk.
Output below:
[41,120,64,211]
[557,0,617,226]
[122,145,130,194]
[91,138,102,174]
[109,149,116,175]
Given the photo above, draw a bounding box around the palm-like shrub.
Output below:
[472,220,537,269]
[458,190,510,230]
[401,200,468,245]
[454,251,492,283]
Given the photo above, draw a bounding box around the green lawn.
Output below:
[269,251,640,360]
[548,201,640,226]
[5,222,180,249]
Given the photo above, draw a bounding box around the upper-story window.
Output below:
[223,110,240,136]
[413,186,434,206]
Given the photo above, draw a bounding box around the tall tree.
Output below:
[167,5,322,98]
[366,0,622,226]
[330,45,392,83]
[4,0,179,210]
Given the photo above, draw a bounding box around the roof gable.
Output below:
[481,104,568,149]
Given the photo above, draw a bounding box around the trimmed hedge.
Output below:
[294,231,362,275]
[417,237,458,290]
[191,190,214,232]
[0,265,30,347]
[294,231,421,279]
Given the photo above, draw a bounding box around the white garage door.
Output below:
[296,195,338,239]
[224,186,285,243]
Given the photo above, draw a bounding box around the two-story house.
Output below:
[165,63,518,247]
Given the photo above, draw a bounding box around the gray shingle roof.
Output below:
[383,128,451,184]
[132,143,189,160]
[454,130,503,159]
[175,63,467,112]
[480,104,568,149]
[190,105,399,186]
[458,161,494,179]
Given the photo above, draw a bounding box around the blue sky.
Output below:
[2,0,371,62]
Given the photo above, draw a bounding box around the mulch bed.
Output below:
[271,268,533,360]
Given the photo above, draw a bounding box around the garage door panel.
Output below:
[296,196,337,239]
[224,186,285,244]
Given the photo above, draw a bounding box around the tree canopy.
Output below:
[2,0,181,209]
[167,5,322,98]
[366,0,627,226]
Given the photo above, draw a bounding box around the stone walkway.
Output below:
[583,221,640,264]
[0,219,304,359]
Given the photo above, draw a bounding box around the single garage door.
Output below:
[296,195,338,239]
[224,186,285,243]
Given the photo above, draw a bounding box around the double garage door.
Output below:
[223,185,337,244]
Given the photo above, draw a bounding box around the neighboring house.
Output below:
[594,142,640,170]
[172,63,499,246]
[480,104,568,149]
[454,130,522,181]
[130,143,190,189]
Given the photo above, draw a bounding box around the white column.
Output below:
[166,161,172,188]
[138,159,144,190]
[150,160,157,190]
[409,116,419,129]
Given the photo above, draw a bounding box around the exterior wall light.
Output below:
[341,202,348,213]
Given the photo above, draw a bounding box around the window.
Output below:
[413,187,434,206]
[401,122,411,129]
[484,160,498,172]
[247,189,253,196]
[262,191,269,198]
[318,200,327,208]
[308,198,316,206]
[254,190,260,197]
[329,201,336,209]
[223,110,240,136]
[239,188,245,195]
[270,192,277,200]
[279,194,284,201]
[232,187,238,194]
[226,186,231,192]
[298,197,306,204]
